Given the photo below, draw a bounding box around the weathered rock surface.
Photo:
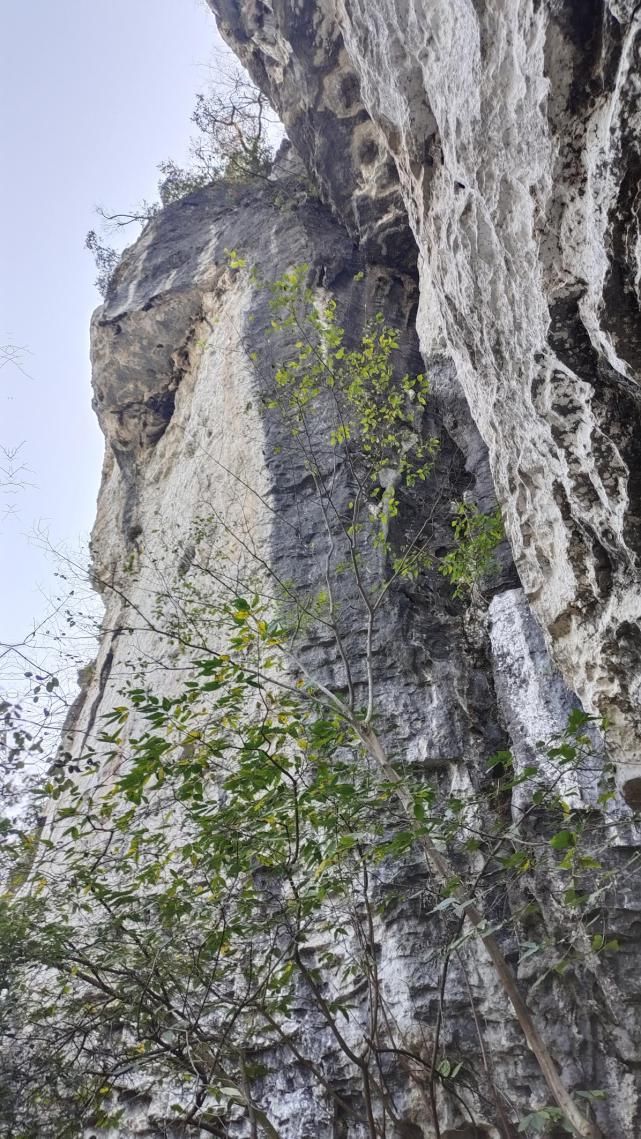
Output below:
[39,2,641,1134]
[208,0,641,805]
[52,165,639,1137]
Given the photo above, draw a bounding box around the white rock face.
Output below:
[62,230,270,801]
[40,169,638,1137]
[208,0,641,802]
[33,7,641,1127]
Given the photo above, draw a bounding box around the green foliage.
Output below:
[518,1093,606,1136]
[1,594,620,1137]
[438,501,504,597]
[262,264,439,570]
[156,158,216,206]
[518,1105,573,1134]
[86,67,277,294]
[1,266,625,1139]
[268,267,435,474]
[84,230,119,298]
[2,603,419,1135]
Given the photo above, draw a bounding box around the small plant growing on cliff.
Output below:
[155,75,275,207]
[264,264,438,570]
[85,230,119,298]
[187,69,275,184]
[439,501,504,597]
[86,62,279,295]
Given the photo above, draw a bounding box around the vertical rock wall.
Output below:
[53,160,641,1134]
[207,0,641,804]
[45,3,641,1132]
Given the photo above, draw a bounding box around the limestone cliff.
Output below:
[38,3,641,1138]
[208,0,641,806]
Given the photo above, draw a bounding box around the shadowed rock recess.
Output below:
[42,3,641,1138]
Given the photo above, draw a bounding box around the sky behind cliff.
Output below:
[1,0,221,663]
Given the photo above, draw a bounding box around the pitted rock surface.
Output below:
[207,0,641,802]
[48,167,641,1136]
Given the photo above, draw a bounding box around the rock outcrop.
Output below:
[35,3,641,1137]
[54,167,637,1136]
[208,0,641,805]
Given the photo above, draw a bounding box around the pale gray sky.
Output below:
[1,0,222,650]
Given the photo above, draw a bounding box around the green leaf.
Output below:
[549,829,575,850]
[487,750,513,770]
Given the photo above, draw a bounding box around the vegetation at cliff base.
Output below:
[0,268,625,1139]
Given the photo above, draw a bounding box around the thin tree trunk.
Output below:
[358,725,604,1139]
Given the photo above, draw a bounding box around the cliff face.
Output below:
[208,0,641,806]
[43,3,641,1137]
[64,179,640,1138]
